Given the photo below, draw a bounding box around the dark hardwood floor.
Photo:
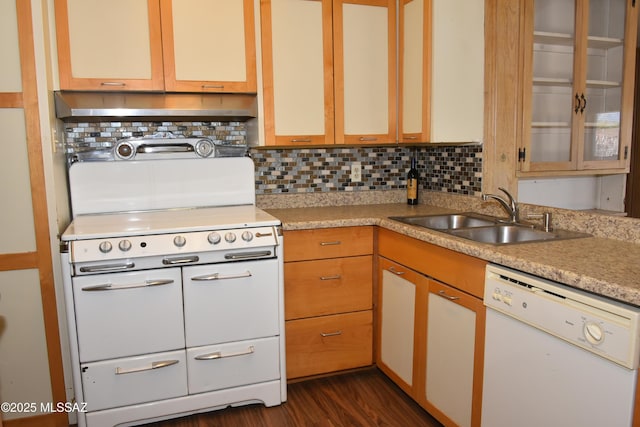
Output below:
[146,368,443,427]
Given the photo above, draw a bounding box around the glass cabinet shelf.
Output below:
[532,77,572,86]
[532,122,570,127]
[534,31,623,49]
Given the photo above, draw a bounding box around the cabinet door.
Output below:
[399,0,431,143]
[430,0,484,143]
[422,280,485,427]
[160,0,257,92]
[333,0,397,145]
[261,0,334,146]
[55,0,164,91]
[377,257,427,396]
[520,0,637,173]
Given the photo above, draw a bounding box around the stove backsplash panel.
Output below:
[62,121,482,195]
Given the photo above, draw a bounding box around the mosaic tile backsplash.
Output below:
[62,121,483,196]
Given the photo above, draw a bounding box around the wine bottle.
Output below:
[407,156,418,205]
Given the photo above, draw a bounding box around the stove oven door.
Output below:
[72,268,185,362]
[182,258,280,347]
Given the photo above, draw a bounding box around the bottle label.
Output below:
[407,179,418,199]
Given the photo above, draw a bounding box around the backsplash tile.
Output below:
[62,121,482,195]
[251,145,482,195]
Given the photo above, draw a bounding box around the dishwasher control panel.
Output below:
[485,264,640,370]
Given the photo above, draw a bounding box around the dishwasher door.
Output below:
[482,264,640,427]
[482,308,637,427]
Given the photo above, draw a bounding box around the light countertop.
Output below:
[266,203,640,307]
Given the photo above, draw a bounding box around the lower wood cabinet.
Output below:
[283,227,374,379]
[285,310,373,379]
[377,228,486,427]
[422,280,485,427]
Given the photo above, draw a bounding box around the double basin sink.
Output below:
[389,212,592,245]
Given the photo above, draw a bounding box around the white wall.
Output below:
[518,175,627,211]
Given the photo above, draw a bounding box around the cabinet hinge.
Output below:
[624,146,629,160]
[518,148,526,162]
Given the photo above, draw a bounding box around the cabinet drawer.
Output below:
[378,228,486,298]
[283,226,373,262]
[285,255,372,320]
[285,310,373,379]
[81,350,188,412]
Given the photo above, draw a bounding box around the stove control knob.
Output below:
[207,232,221,245]
[173,235,187,247]
[242,231,253,242]
[99,241,112,253]
[118,240,132,252]
[195,139,214,158]
[225,232,237,243]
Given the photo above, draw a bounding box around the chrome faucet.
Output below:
[482,187,520,223]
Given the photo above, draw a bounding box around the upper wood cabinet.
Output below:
[429,0,485,143]
[260,0,334,146]
[260,0,396,146]
[55,0,257,92]
[333,0,397,145]
[399,0,431,143]
[518,0,638,175]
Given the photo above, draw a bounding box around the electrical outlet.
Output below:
[351,162,362,182]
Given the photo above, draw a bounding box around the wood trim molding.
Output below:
[0,252,38,272]
[0,93,23,108]
[482,0,520,194]
[15,1,67,424]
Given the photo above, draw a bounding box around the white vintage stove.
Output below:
[59,136,286,427]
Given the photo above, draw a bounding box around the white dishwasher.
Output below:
[482,264,640,427]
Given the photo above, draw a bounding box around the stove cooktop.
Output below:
[61,205,280,241]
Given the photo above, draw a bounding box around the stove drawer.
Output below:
[81,350,188,412]
[183,259,280,347]
[72,268,185,362]
[187,336,280,394]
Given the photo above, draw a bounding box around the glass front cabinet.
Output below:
[519,0,638,174]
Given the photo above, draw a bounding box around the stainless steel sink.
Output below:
[448,224,557,244]
[389,213,498,230]
[389,213,592,245]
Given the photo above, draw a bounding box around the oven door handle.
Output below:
[194,346,255,361]
[190,271,252,281]
[224,250,272,260]
[78,262,135,273]
[115,359,179,375]
[81,279,175,292]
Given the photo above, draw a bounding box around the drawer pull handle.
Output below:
[320,330,343,337]
[388,266,405,275]
[320,275,341,281]
[191,271,252,281]
[225,250,272,260]
[359,137,377,141]
[82,279,174,291]
[115,359,178,375]
[79,262,135,273]
[195,346,255,360]
[290,138,312,143]
[320,241,341,246]
[202,84,224,89]
[100,81,126,87]
[162,256,199,265]
[438,290,460,301]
